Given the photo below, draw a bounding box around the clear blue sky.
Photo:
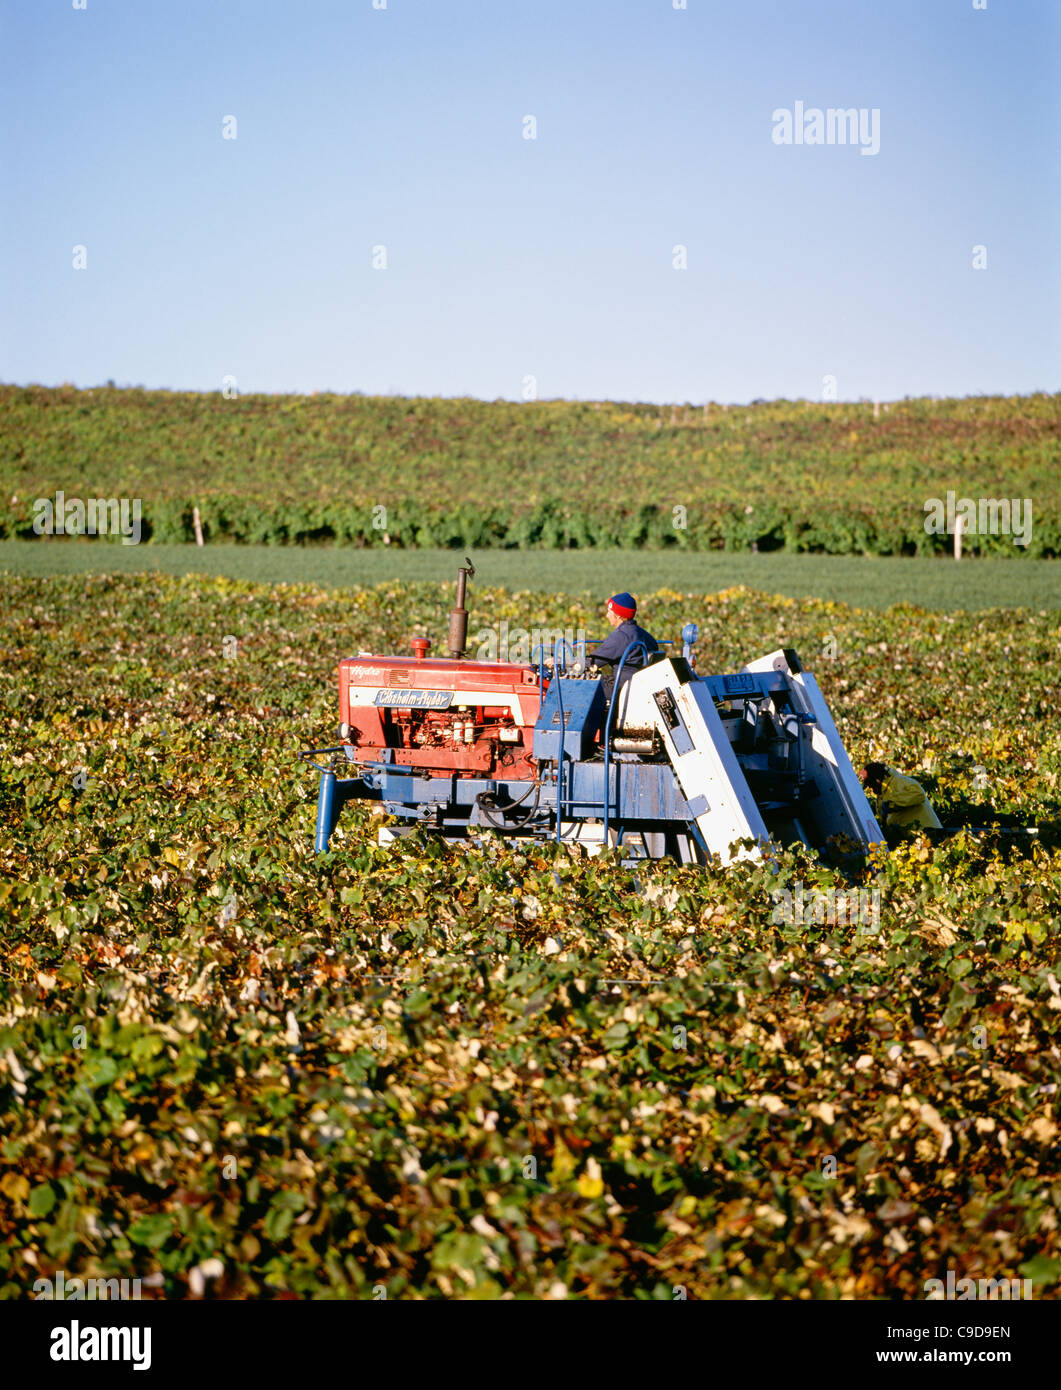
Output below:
[1,0,1058,404]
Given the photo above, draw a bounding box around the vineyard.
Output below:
[1,573,1060,1298]
[2,385,1059,555]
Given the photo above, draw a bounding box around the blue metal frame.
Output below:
[601,638,652,844]
[531,637,581,845]
[554,661,567,844]
[304,756,702,853]
[531,633,660,847]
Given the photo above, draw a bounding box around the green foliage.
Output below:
[2,386,1059,554]
[1,574,1060,1299]
[3,541,1060,612]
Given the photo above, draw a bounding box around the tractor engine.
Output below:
[337,638,542,779]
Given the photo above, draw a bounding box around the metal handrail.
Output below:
[530,641,566,842]
[601,639,652,844]
[551,636,603,841]
[554,665,567,843]
[553,636,577,673]
[533,636,604,694]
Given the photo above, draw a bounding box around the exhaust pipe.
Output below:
[448,557,475,659]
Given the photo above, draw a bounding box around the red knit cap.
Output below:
[607,592,636,619]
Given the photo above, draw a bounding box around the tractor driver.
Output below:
[589,593,659,701]
[860,761,942,831]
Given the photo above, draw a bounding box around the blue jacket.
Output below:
[591,620,659,686]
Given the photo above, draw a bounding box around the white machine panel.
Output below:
[617,660,770,865]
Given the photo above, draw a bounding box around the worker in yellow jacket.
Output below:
[860,762,942,830]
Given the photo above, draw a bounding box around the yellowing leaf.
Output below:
[577,1158,604,1199]
[0,1173,29,1203]
[549,1137,577,1186]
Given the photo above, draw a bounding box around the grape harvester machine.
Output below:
[301,563,884,865]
